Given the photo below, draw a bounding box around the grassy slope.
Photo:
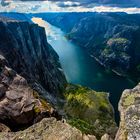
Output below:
[63,84,117,139]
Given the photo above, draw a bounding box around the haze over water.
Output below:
[32,17,136,123]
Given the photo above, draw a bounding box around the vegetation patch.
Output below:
[107,38,129,46]
[63,84,117,139]
[107,38,130,52]
[33,90,52,114]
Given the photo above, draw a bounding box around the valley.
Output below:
[32,17,136,123]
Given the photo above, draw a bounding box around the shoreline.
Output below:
[90,54,125,77]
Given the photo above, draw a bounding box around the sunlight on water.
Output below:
[32,17,63,42]
[32,17,84,82]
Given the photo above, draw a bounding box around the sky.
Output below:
[1,0,140,13]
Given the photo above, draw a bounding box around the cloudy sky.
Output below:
[1,0,140,13]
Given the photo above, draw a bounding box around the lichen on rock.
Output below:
[115,83,140,140]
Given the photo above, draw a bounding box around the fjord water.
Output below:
[32,17,136,123]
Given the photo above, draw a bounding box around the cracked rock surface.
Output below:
[0,55,55,128]
[115,83,140,140]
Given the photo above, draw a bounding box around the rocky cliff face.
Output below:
[42,12,140,80]
[0,55,57,130]
[115,83,140,140]
[0,17,67,105]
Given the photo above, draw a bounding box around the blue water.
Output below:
[32,18,136,123]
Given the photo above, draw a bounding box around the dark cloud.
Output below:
[1,0,10,6]
[1,0,140,8]
[47,0,140,7]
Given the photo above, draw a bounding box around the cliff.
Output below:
[115,83,140,140]
[0,17,67,105]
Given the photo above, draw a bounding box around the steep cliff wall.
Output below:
[0,17,67,105]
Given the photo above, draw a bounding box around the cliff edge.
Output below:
[0,17,67,105]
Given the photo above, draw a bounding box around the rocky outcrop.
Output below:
[0,17,67,105]
[0,117,97,140]
[115,83,140,140]
[0,55,56,130]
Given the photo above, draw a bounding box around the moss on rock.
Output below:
[63,84,117,139]
[33,91,53,115]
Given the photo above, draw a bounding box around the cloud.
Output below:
[1,0,140,8]
[38,0,140,8]
[0,0,140,13]
[56,1,80,8]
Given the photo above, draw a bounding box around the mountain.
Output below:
[38,12,140,81]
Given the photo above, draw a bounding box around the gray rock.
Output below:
[0,56,56,126]
[115,83,140,140]
[0,117,97,140]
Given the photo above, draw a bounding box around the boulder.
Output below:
[115,83,140,140]
[101,134,113,140]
